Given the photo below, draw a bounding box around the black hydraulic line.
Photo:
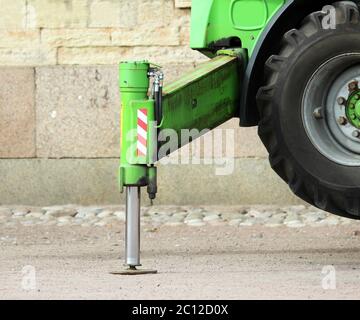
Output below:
[158,85,163,124]
[154,82,162,162]
[155,89,160,125]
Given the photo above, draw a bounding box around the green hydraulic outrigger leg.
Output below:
[113,49,247,275]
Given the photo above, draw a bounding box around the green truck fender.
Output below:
[190,0,335,126]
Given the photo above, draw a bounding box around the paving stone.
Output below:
[167,216,185,223]
[57,216,72,223]
[97,210,113,218]
[13,210,30,217]
[266,218,284,228]
[94,221,107,227]
[2,205,359,229]
[324,216,340,226]
[284,205,306,213]
[185,219,203,225]
[46,208,77,218]
[114,211,125,221]
[221,213,244,221]
[173,212,188,219]
[26,212,44,219]
[203,214,220,222]
[185,213,204,221]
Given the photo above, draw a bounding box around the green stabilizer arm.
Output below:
[119,49,247,200]
[118,62,157,195]
[159,49,247,154]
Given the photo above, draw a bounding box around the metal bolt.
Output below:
[338,116,348,125]
[313,107,323,119]
[353,130,360,138]
[191,98,198,108]
[337,97,346,105]
[349,81,359,92]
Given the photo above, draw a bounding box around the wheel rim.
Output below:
[302,53,360,166]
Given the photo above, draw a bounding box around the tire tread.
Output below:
[256,1,360,218]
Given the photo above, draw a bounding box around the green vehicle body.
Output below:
[190,0,331,126]
[118,0,331,196]
[190,0,286,57]
[118,51,245,193]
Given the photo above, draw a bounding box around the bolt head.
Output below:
[353,131,360,138]
[191,99,198,108]
[313,107,323,119]
[338,116,348,125]
[349,81,359,91]
[337,97,346,105]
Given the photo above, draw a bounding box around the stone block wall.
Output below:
[0,0,198,66]
[0,0,300,206]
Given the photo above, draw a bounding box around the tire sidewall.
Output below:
[273,25,360,193]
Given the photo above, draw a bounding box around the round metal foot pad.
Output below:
[110,268,158,276]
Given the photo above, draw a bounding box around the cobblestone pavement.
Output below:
[0,204,358,230]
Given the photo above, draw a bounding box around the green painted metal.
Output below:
[346,91,360,129]
[118,61,156,193]
[190,0,286,57]
[118,50,246,198]
[147,166,157,200]
[118,0,289,197]
[159,49,246,153]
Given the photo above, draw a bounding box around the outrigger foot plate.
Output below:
[110,267,158,276]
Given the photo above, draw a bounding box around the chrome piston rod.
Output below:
[125,186,141,267]
[111,185,157,275]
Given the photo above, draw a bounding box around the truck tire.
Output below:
[256,1,360,219]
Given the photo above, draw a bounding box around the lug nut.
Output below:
[349,81,359,92]
[338,116,348,125]
[353,130,360,138]
[337,97,346,105]
[313,107,323,119]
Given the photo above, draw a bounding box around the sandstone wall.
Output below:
[0,0,300,206]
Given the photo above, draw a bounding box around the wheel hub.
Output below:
[346,89,360,129]
[334,76,360,143]
[302,53,360,167]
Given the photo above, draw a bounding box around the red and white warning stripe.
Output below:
[137,109,148,157]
